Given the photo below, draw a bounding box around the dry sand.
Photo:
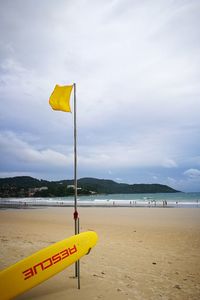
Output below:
[0,207,200,300]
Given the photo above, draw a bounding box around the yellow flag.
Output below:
[49,84,73,112]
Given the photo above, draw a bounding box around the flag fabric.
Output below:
[49,84,73,112]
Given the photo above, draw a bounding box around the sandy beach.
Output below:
[0,207,200,300]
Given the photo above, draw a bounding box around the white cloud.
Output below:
[184,169,200,179]
[163,170,200,192]
[78,140,177,170]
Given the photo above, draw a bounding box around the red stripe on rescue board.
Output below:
[22,245,77,280]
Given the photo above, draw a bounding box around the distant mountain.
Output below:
[77,177,179,194]
[0,176,179,198]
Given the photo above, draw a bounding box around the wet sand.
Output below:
[0,207,200,300]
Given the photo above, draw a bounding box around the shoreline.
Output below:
[0,203,199,209]
[1,192,199,210]
[0,199,199,209]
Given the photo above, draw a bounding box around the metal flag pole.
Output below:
[73,83,80,289]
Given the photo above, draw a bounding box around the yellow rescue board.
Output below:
[0,231,98,300]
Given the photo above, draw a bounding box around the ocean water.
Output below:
[1,192,200,208]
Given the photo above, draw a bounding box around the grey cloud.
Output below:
[0,131,73,171]
[0,0,200,191]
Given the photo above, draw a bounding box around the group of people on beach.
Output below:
[163,200,168,207]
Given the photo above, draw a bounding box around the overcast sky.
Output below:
[0,0,200,192]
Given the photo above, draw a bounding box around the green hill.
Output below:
[0,176,179,198]
[77,178,179,194]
